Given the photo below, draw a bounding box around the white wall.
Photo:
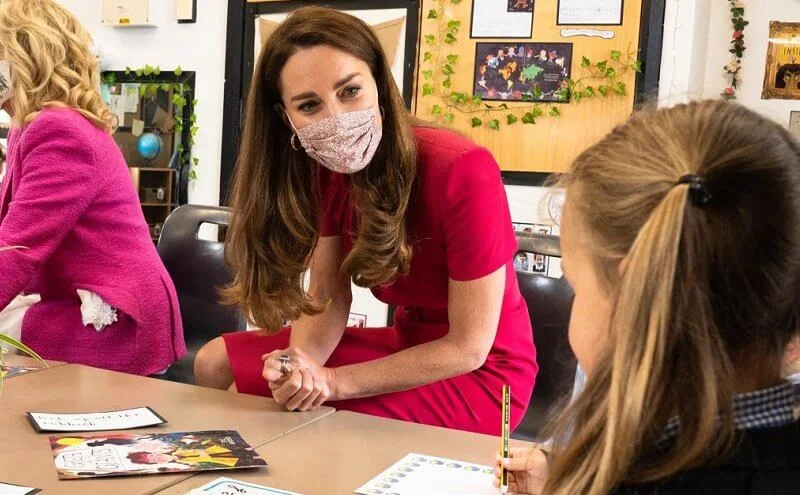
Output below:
[702,0,800,123]
[59,0,228,207]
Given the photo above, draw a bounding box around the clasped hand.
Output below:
[261,348,335,411]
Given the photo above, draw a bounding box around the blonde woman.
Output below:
[0,0,184,375]
[496,101,800,494]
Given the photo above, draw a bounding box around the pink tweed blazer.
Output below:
[0,108,185,375]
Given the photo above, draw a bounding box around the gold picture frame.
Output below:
[763,21,800,100]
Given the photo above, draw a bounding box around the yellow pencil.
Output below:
[500,384,510,494]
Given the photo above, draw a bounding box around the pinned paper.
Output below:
[560,28,615,39]
[108,95,125,127]
[131,119,145,137]
[122,83,139,113]
[152,106,176,133]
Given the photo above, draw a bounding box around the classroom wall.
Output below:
[58,0,228,208]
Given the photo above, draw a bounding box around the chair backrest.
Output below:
[513,232,576,441]
[157,205,247,383]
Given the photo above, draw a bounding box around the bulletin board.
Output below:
[414,0,647,176]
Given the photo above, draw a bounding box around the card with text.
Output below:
[188,477,301,495]
[27,406,167,432]
[0,482,40,495]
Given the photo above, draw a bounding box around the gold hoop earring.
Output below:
[291,133,300,151]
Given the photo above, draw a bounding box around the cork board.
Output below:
[414,0,643,174]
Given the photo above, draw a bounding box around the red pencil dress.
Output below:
[222,127,538,435]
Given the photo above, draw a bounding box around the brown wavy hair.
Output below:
[222,7,417,331]
[544,100,800,493]
[0,0,115,132]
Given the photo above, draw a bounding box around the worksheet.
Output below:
[355,453,496,495]
[188,477,302,495]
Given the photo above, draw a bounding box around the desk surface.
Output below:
[159,411,532,495]
[0,364,333,495]
[2,354,66,369]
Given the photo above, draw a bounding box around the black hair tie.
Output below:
[677,174,713,208]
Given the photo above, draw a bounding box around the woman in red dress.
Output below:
[194,6,537,435]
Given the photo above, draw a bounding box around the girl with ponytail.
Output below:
[497,100,800,494]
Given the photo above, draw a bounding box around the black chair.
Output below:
[156,205,247,384]
[512,232,576,441]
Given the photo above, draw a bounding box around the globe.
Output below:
[136,132,162,162]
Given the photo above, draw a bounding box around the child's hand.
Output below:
[493,447,549,495]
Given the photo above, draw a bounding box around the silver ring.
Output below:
[278,354,291,374]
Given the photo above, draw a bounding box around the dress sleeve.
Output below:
[443,147,518,281]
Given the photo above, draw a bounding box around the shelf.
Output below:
[107,23,156,28]
[141,203,174,207]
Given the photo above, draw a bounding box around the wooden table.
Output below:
[2,353,66,370]
[159,411,532,495]
[0,364,334,495]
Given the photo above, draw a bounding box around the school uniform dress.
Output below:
[0,107,185,375]
[223,127,538,435]
[616,381,800,494]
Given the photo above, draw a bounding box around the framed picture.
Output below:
[790,111,800,138]
[347,312,368,328]
[471,0,534,38]
[557,0,624,26]
[473,42,572,102]
[763,22,800,100]
[513,223,553,276]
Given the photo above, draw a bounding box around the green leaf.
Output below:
[444,112,455,123]
[0,334,47,367]
[507,113,518,125]
[574,91,583,102]
[598,85,609,96]
[427,9,439,19]
[143,65,153,76]
[190,113,197,123]
[174,65,183,76]
[531,107,544,118]
[471,95,482,106]
[444,33,457,44]
[442,64,454,76]
[555,89,570,102]
[135,69,143,77]
[450,0,462,4]
[424,34,436,45]
[161,83,170,91]
[422,83,434,96]
[550,107,561,117]
[471,117,483,128]
[424,51,432,62]
[521,92,533,102]
[193,157,200,166]
[153,66,161,76]
[584,86,595,96]
[422,69,433,80]
[442,77,452,88]
[522,112,536,125]
[176,145,184,154]
[138,84,147,97]
[446,54,459,65]
[581,56,591,68]
[431,104,442,115]
[188,170,198,180]
[124,66,131,75]
[488,119,500,130]
[596,60,608,71]
[447,20,461,32]
[605,67,617,78]
[611,50,622,62]
[567,78,576,89]
[192,99,198,107]
[532,86,544,99]
[632,60,642,73]
[614,81,627,95]
[174,124,183,133]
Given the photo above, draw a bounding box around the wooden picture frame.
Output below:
[762,22,800,100]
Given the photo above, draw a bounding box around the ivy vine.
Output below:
[421,0,641,130]
[102,65,200,180]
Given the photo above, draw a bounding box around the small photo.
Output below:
[474,42,572,102]
[347,313,368,328]
[507,0,534,13]
[514,251,549,275]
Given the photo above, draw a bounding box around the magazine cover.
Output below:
[49,430,266,480]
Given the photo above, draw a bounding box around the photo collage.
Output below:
[473,42,572,102]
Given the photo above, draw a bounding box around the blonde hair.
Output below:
[545,100,800,494]
[0,0,115,131]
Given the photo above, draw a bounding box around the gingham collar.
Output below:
[661,380,800,441]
